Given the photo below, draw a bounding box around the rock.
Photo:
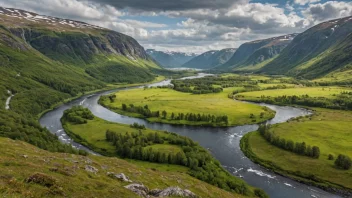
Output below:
[124,183,149,198]
[85,165,98,174]
[150,187,197,198]
[107,172,132,183]
[21,154,28,158]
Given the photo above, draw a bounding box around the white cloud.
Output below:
[302,1,352,22]
[294,0,321,6]
[1,0,349,53]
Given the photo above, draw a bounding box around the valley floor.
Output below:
[238,87,352,196]
[99,87,275,127]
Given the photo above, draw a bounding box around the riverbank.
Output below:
[36,76,166,119]
[99,87,275,127]
[240,108,352,197]
[60,106,265,198]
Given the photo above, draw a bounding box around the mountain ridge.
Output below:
[147,49,197,68]
[182,48,236,69]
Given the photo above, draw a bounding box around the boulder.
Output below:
[84,165,98,174]
[150,186,197,198]
[107,172,132,182]
[124,183,149,198]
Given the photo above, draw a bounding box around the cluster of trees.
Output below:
[63,106,94,124]
[120,104,229,124]
[248,94,352,110]
[130,122,146,130]
[105,129,254,196]
[122,104,160,118]
[167,112,229,124]
[171,76,253,94]
[0,108,88,156]
[335,154,351,170]
[258,125,320,158]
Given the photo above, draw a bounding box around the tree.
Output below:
[171,112,175,120]
[162,110,167,119]
[312,146,320,158]
[335,154,352,170]
[328,154,334,160]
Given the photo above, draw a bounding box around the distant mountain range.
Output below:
[215,16,352,80]
[182,48,236,69]
[217,34,298,70]
[146,49,197,68]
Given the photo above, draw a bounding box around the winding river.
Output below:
[40,74,340,198]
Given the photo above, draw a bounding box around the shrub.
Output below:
[328,154,334,160]
[335,154,352,170]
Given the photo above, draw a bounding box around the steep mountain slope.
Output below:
[0,7,164,155]
[218,34,297,70]
[260,16,352,79]
[182,48,236,69]
[0,7,161,84]
[146,49,197,67]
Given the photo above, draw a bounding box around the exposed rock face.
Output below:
[124,184,197,198]
[107,172,132,183]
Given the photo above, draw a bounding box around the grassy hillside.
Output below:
[241,108,352,195]
[259,16,352,79]
[0,137,251,198]
[99,87,275,127]
[60,106,268,197]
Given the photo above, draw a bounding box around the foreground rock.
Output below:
[124,184,149,197]
[125,184,197,198]
[107,172,132,182]
[150,187,197,198]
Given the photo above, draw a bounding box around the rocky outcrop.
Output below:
[124,184,197,198]
[150,187,197,198]
[84,165,98,174]
[124,184,149,197]
[107,172,132,183]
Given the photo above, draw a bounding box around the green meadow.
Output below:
[237,86,352,100]
[241,108,352,192]
[100,87,275,126]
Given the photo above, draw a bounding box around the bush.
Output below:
[254,189,269,198]
[335,154,352,170]
[328,154,334,160]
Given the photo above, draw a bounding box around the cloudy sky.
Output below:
[0,0,351,53]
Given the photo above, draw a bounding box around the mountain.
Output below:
[146,49,197,67]
[182,48,236,69]
[0,7,161,85]
[217,34,297,70]
[259,16,352,79]
[0,6,165,155]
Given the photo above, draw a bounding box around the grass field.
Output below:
[0,137,248,198]
[63,116,178,156]
[100,88,275,126]
[237,86,352,100]
[241,108,352,193]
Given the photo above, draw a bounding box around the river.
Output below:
[40,73,340,198]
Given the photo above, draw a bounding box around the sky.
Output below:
[0,0,351,53]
